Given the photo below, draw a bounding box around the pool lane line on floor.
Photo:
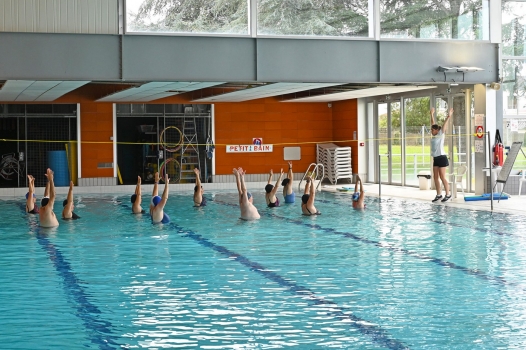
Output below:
[116,200,408,348]
[167,221,410,350]
[33,227,121,350]
[210,199,523,292]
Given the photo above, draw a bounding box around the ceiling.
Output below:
[96,82,225,102]
[0,80,441,104]
[0,80,89,101]
[281,85,438,102]
[192,82,345,102]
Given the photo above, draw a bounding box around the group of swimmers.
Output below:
[25,161,366,226]
[25,169,80,228]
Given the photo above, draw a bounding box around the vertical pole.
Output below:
[422,125,425,165]
[487,131,493,211]
[414,154,417,180]
[378,154,381,198]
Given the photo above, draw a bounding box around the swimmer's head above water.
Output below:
[151,195,161,206]
[281,178,290,186]
[352,192,360,201]
[25,192,36,199]
[41,196,50,207]
[265,184,273,193]
[131,194,137,203]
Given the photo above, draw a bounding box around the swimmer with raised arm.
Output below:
[430,107,452,203]
[282,161,295,203]
[150,172,170,224]
[131,176,145,214]
[62,181,80,220]
[25,174,38,214]
[301,175,320,216]
[193,168,206,207]
[233,167,260,220]
[265,168,283,208]
[352,175,365,210]
[39,168,59,227]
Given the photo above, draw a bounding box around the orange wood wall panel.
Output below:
[214,98,333,174]
[332,99,358,173]
[79,103,113,178]
[51,84,360,178]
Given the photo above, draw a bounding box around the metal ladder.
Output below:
[179,117,200,182]
[298,163,325,192]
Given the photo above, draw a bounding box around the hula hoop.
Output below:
[160,126,183,153]
[159,157,180,183]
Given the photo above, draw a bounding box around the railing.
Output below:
[299,163,324,192]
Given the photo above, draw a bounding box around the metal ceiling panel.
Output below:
[0,80,89,101]
[97,82,225,102]
[193,82,344,102]
[282,86,437,102]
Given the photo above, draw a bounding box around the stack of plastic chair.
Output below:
[316,143,352,184]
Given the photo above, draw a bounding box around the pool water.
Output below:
[2,191,526,349]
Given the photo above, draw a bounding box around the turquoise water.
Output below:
[2,191,526,349]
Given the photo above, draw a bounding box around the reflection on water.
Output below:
[1,192,526,349]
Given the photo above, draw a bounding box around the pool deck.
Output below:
[321,182,524,215]
[0,181,523,215]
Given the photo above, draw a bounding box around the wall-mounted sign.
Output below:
[475,126,484,138]
[227,145,273,153]
[253,138,263,145]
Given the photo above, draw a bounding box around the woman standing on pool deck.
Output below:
[265,168,283,207]
[430,107,452,203]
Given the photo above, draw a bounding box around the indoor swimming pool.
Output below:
[1,191,526,349]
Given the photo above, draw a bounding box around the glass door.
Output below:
[404,96,432,186]
[378,101,402,184]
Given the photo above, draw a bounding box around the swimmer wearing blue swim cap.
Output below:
[150,172,170,224]
[352,175,365,210]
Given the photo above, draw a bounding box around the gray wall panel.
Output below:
[122,36,256,82]
[0,32,120,80]
[257,39,378,83]
[379,41,498,83]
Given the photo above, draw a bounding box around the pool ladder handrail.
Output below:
[299,163,325,192]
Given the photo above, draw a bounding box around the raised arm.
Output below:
[442,108,453,133]
[267,169,273,185]
[271,169,284,196]
[47,168,56,206]
[194,168,202,188]
[287,162,293,185]
[66,181,74,204]
[160,173,169,206]
[135,176,142,196]
[304,176,311,195]
[233,168,242,195]
[307,177,316,205]
[239,168,248,194]
[152,172,159,197]
[430,107,436,126]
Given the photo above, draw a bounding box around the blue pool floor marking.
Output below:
[168,221,410,350]
[33,228,121,350]
[210,199,521,292]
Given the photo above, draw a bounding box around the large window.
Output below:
[257,0,370,37]
[502,1,526,57]
[380,0,489,40]
[126,0,249,34]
